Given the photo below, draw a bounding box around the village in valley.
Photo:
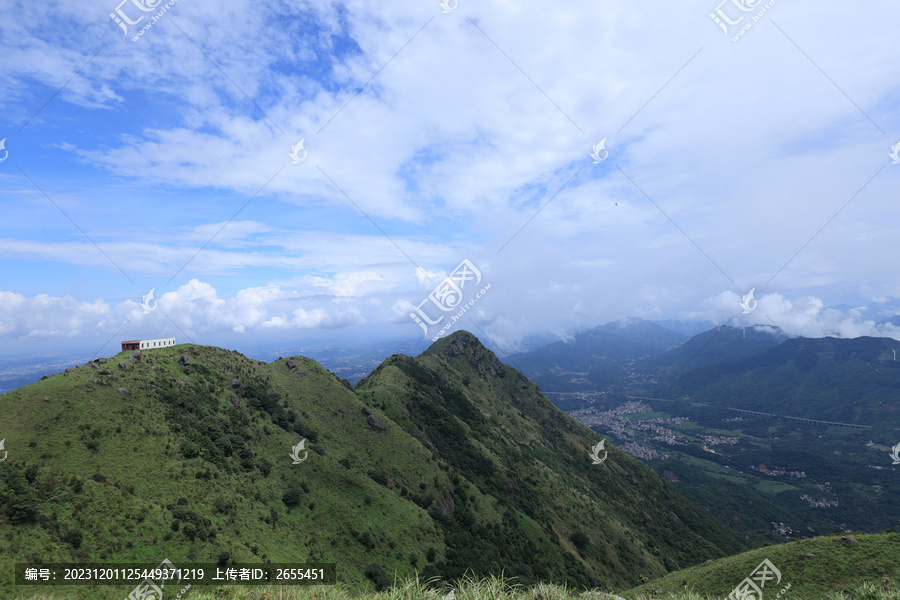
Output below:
[568,399,737,458]
[560,392,870,541]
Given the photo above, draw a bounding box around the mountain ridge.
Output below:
[0,332,742,599]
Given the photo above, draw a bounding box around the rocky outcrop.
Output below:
[435,489,455,516]
[366,414,386,431]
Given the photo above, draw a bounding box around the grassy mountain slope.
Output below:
[355,332,744,588]
[623,531,900,599]
[0,344,447,599]
[0,333,741,600]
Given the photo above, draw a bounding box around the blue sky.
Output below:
[2,0,900,359]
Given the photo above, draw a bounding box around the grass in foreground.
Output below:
[8,574,900,600]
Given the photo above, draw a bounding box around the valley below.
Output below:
[558,392,900,544]
[508,320,900,552]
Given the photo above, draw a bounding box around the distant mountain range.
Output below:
[506,318,687,391]
[509,319,900,431]
[658,333,900,430]
[649,319,719,337]
[504,318,790,393]
[638,324,786,380]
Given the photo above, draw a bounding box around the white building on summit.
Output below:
[121,338,176,351]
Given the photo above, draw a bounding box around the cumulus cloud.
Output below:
[0,279,366,343]
[148,280,366,333]
[0,292,112,338]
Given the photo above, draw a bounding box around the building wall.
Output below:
[139,338,176,350]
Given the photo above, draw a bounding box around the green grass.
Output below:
[5,573,900,600]
[623,532,900,599]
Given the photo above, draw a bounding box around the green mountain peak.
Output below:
[0,337,742,599]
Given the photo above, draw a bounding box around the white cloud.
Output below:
[2,0,900,347]
[0,279,366,342]
[0,291,111,338]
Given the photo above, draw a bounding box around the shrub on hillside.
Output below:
[368,471,388,486]
[570,531,589,550]
[215,435,232,455]
[364,562,390,590]
[356,530,375,549]
[0,468,40,524]
[180,440,200,459]
[63,527,83,549]
[413,493,434,509]
[282,487,303,507]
